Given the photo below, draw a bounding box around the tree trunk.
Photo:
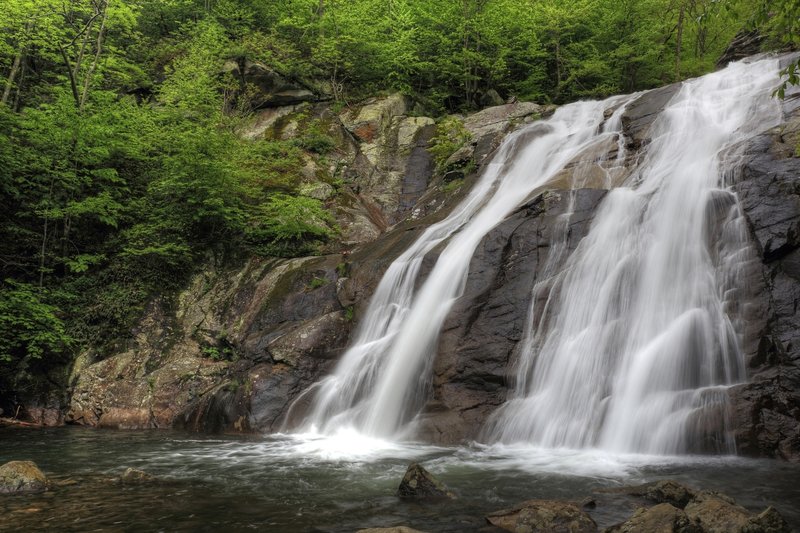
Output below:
[79,1,108,110]
[12,57,26,111]
[59,46,82,107]
[2,47,24,105]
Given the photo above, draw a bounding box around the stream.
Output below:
[2,426,799,532]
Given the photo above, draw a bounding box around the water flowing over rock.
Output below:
[62,55,800,462]
[295,95,635,438]
[486,57,782,454]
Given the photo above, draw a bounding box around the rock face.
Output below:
[67,255,352,433]
[54,64,800,462]
[62,93,448,433]
[416,189,608,443]
[396,463,455,499]
[726,91,800,461]
[0,461,48,494]
[486,500,598,533]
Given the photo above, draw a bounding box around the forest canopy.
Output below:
[0,0,795,399]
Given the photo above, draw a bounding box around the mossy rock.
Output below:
[0,461,48,494]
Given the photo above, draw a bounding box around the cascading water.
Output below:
[291,94,636,438]
[291,56,783,452]
[488,57,782,454]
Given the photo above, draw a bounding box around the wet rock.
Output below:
[417,188,607,443]
[486,499,598,533]
[397,463,455,499]
[684,493,752,533]
[120,468,155,484]
[620,83,680,149]
[743,506,792,533]
[604,503,701,533]
[727,104,800,461]
[623,480,696,509]
[0,461,48,494]
[604,481,793,533]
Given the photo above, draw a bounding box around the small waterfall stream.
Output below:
[293,57,783,451]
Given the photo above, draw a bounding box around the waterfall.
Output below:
[292,95,635,438]
[292,56,783,451]
[488,57,782,454]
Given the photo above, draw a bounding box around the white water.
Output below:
[291,57,783,452]
[488,58,782,454]
[291,94,635,438]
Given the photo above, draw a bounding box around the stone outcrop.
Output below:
[599,480,792,533]
[396,463,455,499]
[0,461,48,494]
[416,189,608,443]
[67,255,352,433]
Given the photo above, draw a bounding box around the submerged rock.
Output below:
[486,499,598,533]
[120,468,155,484]
[396,463,455,499]
[0,461,48,494]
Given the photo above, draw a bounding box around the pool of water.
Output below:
[1,426,799,532]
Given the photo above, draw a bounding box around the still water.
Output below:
[2,426,799,532]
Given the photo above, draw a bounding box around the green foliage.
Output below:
[246,194,336,257]
[430,117,471,170]
[442,178,465,193]
[755,0,800,98]
[0,281,72,364]
[307,276,328,290]
[0,0,783,401]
